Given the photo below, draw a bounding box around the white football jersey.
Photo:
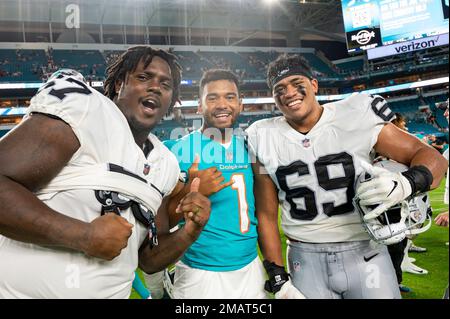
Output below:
[0,73,179,298]
[247,93,393,243]
[145,133,181,198]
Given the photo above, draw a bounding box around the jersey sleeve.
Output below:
[27,74,94,129]
[357,93,395,150]
[244,122,259,160]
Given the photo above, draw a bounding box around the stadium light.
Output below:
[263,0,279,5]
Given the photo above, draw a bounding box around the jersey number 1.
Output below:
[231,174,250,233]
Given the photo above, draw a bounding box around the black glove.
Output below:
[263,260,290,294]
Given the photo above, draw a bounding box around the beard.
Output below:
[126,114,156,140]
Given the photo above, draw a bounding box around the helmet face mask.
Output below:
[354,160,432,245]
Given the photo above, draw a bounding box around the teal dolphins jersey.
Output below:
[164,131,257,271]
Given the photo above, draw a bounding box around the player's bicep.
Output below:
[374,123,432,165]
[252,160,279,220]
[0,113,80,192]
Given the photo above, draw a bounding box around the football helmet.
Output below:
[354,160,432,245]
[48,69,87,84]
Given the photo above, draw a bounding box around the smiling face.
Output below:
[272,74,320,126]
[199,79,243,131]
[114,56,174,138]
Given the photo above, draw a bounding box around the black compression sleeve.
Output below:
[401,165,433,196]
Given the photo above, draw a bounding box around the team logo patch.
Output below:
[302,138,311,148]
[143,163,151,175]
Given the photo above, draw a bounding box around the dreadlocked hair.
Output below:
[104,46,182,108]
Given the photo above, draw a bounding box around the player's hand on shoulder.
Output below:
[176,177,211,238]
[82,213,133,260]
[187,155,233,197]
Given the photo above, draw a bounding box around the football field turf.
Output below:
[131,180,449,299]
[400,182,449,299]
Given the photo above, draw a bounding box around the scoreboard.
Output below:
[342,0,449,53]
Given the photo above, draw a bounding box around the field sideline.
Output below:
[131,180,449,299]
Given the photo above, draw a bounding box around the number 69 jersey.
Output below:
[246,93,394,243]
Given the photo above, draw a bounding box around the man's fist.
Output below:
[176,177,211,237]
[82,213,133,260]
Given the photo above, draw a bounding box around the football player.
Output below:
[246,54,447,299]
[0,46,211,298]
[435,100,449,229]
[163,69,267,299]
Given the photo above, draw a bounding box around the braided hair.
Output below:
[104,46,182,108]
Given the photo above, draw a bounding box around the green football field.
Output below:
[400,182,449,299]
[131,180,449,299]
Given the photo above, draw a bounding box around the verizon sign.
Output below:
[367,33,449,60]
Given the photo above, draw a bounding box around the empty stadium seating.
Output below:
[0,48,343,83]
[0,49,46,82]
[52,50,106,81]
[336,59,365,74]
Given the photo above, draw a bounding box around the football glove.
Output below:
[263,260,306,299]
[356,161,412,221]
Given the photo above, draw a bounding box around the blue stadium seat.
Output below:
[0,49,46,82]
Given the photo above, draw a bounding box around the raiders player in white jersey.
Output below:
[0,47,210,298]
[246,54,447,299]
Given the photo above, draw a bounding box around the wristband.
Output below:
[401,165,433,196]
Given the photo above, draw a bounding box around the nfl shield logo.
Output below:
[293,261,301,272]
[302,138,311,148]
[143,163,151,175]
